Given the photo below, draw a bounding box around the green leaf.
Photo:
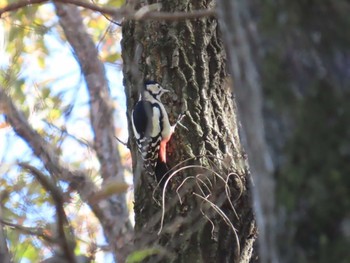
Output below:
[107,0,126,8]
[48,108,61,120]
[21,242,40,261]
[104,52,121,63]
[13,238,40,262]
[126,248,161,263]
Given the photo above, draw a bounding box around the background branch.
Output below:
[0,0,215,21]
[0,206,12,263]
[54,3,131,261]
[0,88,85,184]
[18,162,76,263]
[0,219,56,244]
[0,87,129,260]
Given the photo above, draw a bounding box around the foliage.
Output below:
[0,0,129,262]
[125,248,161,263]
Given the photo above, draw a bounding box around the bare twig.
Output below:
[0,0,216,21]
[114,135,128,147]
[43,120,92,148]
[0,0,113,16]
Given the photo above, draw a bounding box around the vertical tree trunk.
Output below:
[218,1,350,262]
[122,1,257,262]
[216,1,278,262]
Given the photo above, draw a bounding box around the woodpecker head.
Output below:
[143,81,169,101]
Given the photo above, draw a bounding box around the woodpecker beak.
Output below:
[161,88,170,93]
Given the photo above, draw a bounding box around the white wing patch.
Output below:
[150,106,161,137]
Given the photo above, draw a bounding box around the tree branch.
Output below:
[43,120,93,149]
[0,206,12,263]
[0,219,56,244]
[18,162,65,204]
[0,0,216,21]
[55,2,121,184]
[0,88,85,185]
[53,3,132,261]
[18,162,76,263]
[0,87,130,259]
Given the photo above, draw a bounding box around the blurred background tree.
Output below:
[218,1,350,262]
[260,1,350,262]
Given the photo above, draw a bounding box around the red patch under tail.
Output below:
[159,140,167,163]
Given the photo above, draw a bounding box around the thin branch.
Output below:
[0,206,12,263]
[43,120,93,148]
[0,0,216,21]
[0,219,56,244]
[0,88,89,188]
[0,87,114,251]
[114,135,128,147]
[0,0,101,16]
[18,162,64,203]
[0,227,11,263]
[18,162,76,263]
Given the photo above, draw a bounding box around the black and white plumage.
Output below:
[131,81,175,182]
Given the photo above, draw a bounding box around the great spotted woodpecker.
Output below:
[131,81,180,182]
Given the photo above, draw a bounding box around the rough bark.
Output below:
[122,0,256,262]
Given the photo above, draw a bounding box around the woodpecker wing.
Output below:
[132,101,151,137]
[132,100,164,172]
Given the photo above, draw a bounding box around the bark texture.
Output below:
[122,0,256,262]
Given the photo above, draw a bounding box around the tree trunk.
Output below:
[122,0,257,262]
[216,1,278,262]
[219,1,350,263]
